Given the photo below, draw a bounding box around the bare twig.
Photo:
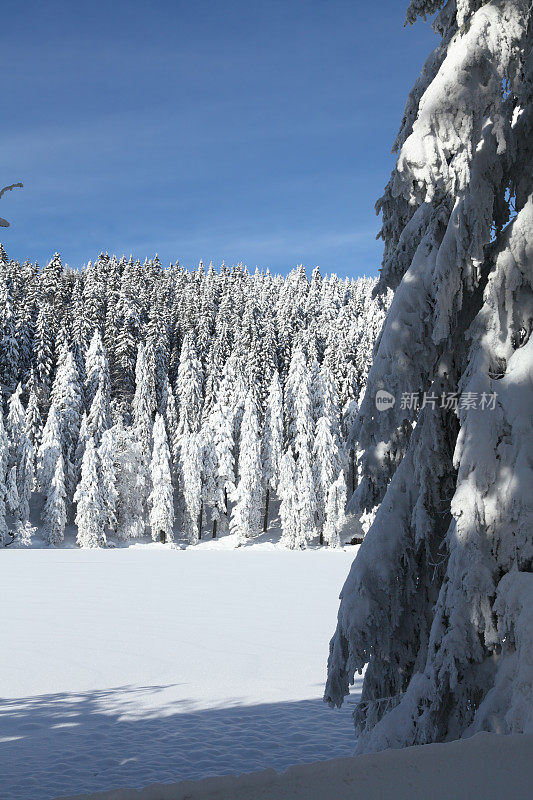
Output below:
[0,182,23,226]
[0,182,23,200]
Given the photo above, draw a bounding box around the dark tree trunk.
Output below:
[212,518,217,538]
[263,487,270,532]
[159,530,166,544]
[351,448,356,493]
[198,502,203,540]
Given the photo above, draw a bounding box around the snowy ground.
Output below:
[58,732,533,800]
[0,545,360,800]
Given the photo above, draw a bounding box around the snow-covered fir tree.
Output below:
[261,369,283,532]
[163,376,179,455]
[132,342,155,527]
[279,450,299,549]
[313,366,344,545]
[6,383,34,522]
[206,399,235,536]
[25,374,43,454]
[5,465,19,517]
[293,441,317,548]
[0,283,19,396]
[322,471,346,548]
[199,422,221,538]
[148,413,174,543]
[74,411,89,489]
[49,348,83,499]
[14,430,33,524]
[87,382,111,447]
[284,345,319,547]
[74,436,105,548]
[174,332,203,443]
[42,452,67,545]
[85,330,110,410]
[325,0,533,754]
[230,394,263,543]
[132,342,155,454]
[113,421,145,541]
[37,404,62,495]
[180,432,203,544]
[98,426,118,538]
[285,346,313,455]
[6,383,25,466]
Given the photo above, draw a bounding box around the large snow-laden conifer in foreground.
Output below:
[325,0,533,752]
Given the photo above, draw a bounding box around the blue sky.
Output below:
[2,1,436,278]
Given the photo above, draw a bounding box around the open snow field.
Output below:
[0,545,360,800]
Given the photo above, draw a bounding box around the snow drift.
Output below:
[57,733,533,800]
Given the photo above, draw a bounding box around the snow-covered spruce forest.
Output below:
[0,252,388,548]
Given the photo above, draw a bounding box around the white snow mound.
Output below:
[57,732,533,800]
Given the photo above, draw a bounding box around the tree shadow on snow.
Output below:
[0,679,363,800]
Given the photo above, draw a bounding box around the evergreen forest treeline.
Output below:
[0,249,388,548]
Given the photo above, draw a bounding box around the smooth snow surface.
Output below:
[58,732,533,800]
[0,547,359,800]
